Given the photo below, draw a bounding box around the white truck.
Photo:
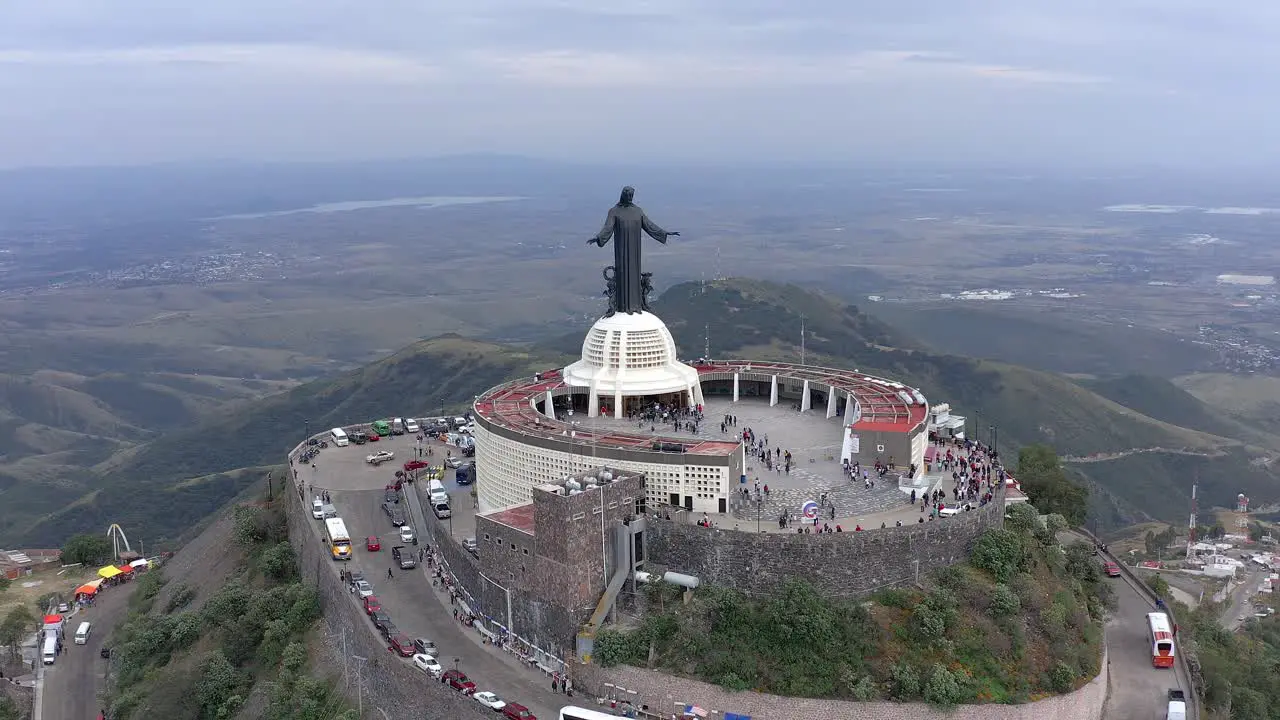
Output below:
[1166,689,1186,720]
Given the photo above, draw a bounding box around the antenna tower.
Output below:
[714,244,724,281]
[800,316,807,365]
[1185,483,1197,561]
[1237,493,1250,539]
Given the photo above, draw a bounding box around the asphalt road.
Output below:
[41,582,135,720]
[1100,562,1193,720]
[316,432,568,720]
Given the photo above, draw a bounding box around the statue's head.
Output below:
[618,186,635,206]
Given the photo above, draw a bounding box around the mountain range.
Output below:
[2,278,1276,547]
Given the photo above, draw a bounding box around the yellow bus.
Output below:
[325,517,352,560]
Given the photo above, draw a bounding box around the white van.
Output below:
[427,479,446,497]
[330,428,349,447]
[311,497,325,519]
[42,635,57,665]
[74,621,91,645]
[404,418,420,433]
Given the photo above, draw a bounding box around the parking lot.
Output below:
[302,429,566,719]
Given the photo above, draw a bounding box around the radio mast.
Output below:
[1185,483,1198,562]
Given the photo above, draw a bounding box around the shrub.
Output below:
[891,662,920,700]
[1049,661,1076,693]
[971,529,1025,582]
[1004,503,1039,533]
[1043,514,1068,535]
[989,584,1021,617]
[924,663,964,707]
[196,651,241,716]
[259,542,297,581]
[848,674,877,701]
[166,584,197,613]
[872,587,915,609]
[594,629,633,668]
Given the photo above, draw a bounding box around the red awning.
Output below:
[43,614,62,624]
[117,565,134,573]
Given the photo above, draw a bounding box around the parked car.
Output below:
[445,456,464,469]
[442,669,477,695]
[399,526,417,545]
[389,633,415,657]
[413,638,438,656]
[366,536,381,552]
[366,450,395,466]
[383,502,406,526]
[1102,561,1121,577]
[350,432,368,445]
[405,418,420,433]
[392,546,416,570]
[474,691,506,711]
[369,611,392,631]
[380,623,400,641]
[372,420,391,436]
[363,596,382,615]
[311,497,325,519]
[348,570,366,586]
[412,653,443,678]
[383,487,400,504]
[403,459,429,472]
[501,703,536,720]
[367,431,380,442]
[353,580,374,598]
[391,418,406,435]
[56,601,70,613]
[463,538,478,557]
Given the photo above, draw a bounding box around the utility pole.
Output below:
[704,324,710,361]
[352,655,369,717]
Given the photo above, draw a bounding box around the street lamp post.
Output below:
[304,419,310,440]
[756,498,762,534]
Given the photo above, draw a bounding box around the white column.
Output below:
[544,390,555,419]
[732,373,740,402]
[826,386,837,419]
[614,391,624,419]
[770,375,779,406]
[588,387,599,418]
[847,392,857,421]
[801,380,811,412]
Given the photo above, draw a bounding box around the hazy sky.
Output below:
[0,1,1272,169]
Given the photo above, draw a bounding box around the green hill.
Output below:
[6,335,568,546]
[1078,374,1268,443]
[6,280,1269,545]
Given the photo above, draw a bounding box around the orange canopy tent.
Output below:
[75,579,103,596]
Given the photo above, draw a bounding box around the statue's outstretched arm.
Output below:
[641,213,676,243]
[589,211,616,246]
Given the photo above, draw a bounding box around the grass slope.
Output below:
[7,335,569,546]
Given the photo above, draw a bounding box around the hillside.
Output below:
[8,279,1274,544]
[6,335,569,546]
[1078,374,1264,443]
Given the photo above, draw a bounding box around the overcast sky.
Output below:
[0,1,1272,170]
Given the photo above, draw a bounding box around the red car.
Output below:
[366,536,381,551]
[363,596,381,615]
[502,704,536,720]
[389,633,415,657]
[1103,561,1121,577]
[442,669,476,695]
[404,460,429,472]
[367,432,380,442]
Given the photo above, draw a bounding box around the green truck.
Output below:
[371,420,391,437]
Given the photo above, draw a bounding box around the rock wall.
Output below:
[284,480,490,720]
[418,490,581,669]
[575,648,1109,720]
[646,490,1005,598]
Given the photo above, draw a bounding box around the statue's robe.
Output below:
[591,203,672,314]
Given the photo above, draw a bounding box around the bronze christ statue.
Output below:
[587,186,679,315]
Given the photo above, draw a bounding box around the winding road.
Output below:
[39,582,135,720]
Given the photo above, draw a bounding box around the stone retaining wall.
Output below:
[646,483,1006,599]
[575,649,1108,720]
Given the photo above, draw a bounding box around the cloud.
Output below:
[0,0,1272,168]
[0,44,440,83]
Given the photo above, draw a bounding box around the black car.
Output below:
[382,502,406,526]
[370,611,393,632]
[100,646,112,659]
[380,623,400,641]
[383,488,399,504]
[392,546,416,570]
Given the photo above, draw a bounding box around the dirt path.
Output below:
[1061,446,1227,463]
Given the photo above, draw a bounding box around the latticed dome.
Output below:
[563,311,703,416]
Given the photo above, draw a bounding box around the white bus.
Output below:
[559,707,623,720]
[1147,612,1176,668]
[325,517,352,560]
[330,427,349,446]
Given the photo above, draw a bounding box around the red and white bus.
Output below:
[1147,612,1176,668]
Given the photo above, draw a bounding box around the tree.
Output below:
[0,605,36,659]
[61,533,114,566]
[1015,445,1088,526]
